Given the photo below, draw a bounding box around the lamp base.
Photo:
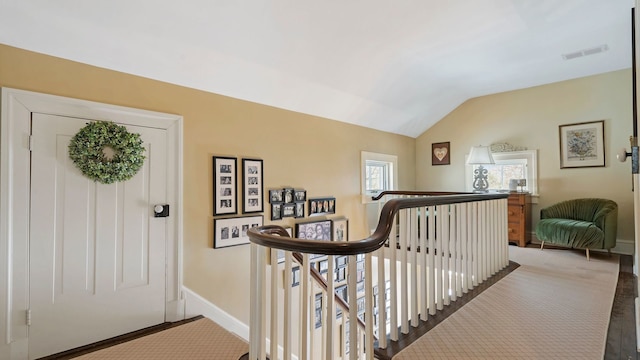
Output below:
[472,165,490,192]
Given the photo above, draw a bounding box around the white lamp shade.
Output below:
[467,146,495,165]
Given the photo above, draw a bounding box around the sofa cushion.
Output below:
[535,218,604,249]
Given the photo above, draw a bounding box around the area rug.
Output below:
[73,317,248,360]
[395,247,619,360]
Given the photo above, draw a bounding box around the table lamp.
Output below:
[467,145,495,192]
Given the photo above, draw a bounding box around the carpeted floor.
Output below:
[395,246,620,360]
[70,246,619,360]
[72,317,248,360]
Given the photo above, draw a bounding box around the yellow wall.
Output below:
[0,44,416,323]
[416,69,635,246]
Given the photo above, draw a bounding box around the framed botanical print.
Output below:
[559,120,605,168]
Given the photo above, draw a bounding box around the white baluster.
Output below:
[399,209,409,333]
[420,206,428,321]
[435,204,443,311]
[300,254,310,360]
[409,208,419,328]
[442,204,450,306]
[250,243,267,360]
[284,253,293,360]
[450,204,458,302]
[376,247,387,349]
[348,255,358,360]
[389,217,398,341]
[365,254,374,360]
[326,255,335,359]
[270,249,279,360]
[427,205,436,316]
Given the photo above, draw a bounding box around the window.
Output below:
[465,150,538,195]
[361,151,398,203]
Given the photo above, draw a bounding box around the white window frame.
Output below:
[465,150,538,196]
[361,151,398,203]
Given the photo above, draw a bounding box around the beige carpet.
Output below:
[73,317,248,360]
[396,246,619,360]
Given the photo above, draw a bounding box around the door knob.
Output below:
[154,204,169,217]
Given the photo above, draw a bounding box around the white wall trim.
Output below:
[182,287,298,360]
[0,87,184,359]
[182,287,249,341]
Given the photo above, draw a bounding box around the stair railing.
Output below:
[248,192,509,360]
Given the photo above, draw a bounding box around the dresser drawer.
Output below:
[508,226,521,240]
[507,206,521,222]
[507,192,531,247]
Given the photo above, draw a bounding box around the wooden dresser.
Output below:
[507,192,531,247]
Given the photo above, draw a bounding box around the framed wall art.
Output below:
[271,203,282,221]
[269,189,283,203]
[432,141,450,165]
[242,158,264,213]
[296,219,332,240]
[213,156,237,215]
[283,188,294,204]
[559,120,605,169]
[332,217,349,241]
[308,197,336,216]
[295,202,305,218]
[282,203,296,218]
[213,215,263,249]
[294,189,307,202]
[292,266,300,287]
[315,293,323,329]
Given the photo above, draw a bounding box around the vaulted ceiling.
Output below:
[0,0,632,137]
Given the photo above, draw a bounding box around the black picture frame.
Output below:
[242,158,264,213]
[282,203,296,218]
[283,187,295,204]
[315,293,323,329]
[294,189,307,202]
[213,215,263,249]
[292,266,300,287]
[269,189,283,203]
[332,217,348,241]
[294,202,305,218]
[271,203,282,221]
[295,219,332,240]
[308,197,336,216]
[213,156,237,216]
[318,259,328,274]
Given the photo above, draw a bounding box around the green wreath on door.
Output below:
[68,121,146,184]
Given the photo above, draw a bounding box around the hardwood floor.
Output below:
[605,254,638,360]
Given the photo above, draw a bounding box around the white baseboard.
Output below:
[182,287,299,360]
[181,287,249,341]
[529,233,633,255]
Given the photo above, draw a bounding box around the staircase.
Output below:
[247,191,510,359]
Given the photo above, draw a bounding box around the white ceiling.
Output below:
[0,0,633,137]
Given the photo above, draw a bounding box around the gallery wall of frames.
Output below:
[209,157,363,349]
[212,156,350,250]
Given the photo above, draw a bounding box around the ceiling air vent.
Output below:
[562,44,609,60]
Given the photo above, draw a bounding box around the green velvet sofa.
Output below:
[535,198,617,260]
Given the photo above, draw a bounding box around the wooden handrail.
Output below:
[248,193,508,255]
[371,190,470,201]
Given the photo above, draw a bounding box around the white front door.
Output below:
[28,113,168,359]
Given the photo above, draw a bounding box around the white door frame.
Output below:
[0,87,184,359]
